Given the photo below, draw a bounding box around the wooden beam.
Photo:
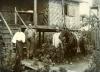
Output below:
[15,7,17,25]
[17,11,34,14]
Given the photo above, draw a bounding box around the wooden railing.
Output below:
[15,7,29,29]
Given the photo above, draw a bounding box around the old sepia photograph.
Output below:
[0,0,99,72]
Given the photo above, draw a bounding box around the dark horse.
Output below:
[59,29,78,63]
[59,29,88,63]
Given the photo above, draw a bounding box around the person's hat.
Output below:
[28,24,33,28]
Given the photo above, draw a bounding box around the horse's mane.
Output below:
[59,28,77,46]
[60,28,71,37]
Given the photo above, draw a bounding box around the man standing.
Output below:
[25,24,37,59]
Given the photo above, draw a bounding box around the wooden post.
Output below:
[61,0,65,26]
[34,0,37,26]
[39,32,41,48]
[42,32,45,43]
[15,7,17,25]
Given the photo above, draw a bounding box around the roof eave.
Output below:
[66,0,85,3]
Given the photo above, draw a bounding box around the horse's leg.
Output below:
[63,46,71,64]
[79,37,87,57]
[69,47,74,64]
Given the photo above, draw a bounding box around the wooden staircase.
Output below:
[2,24,19,48]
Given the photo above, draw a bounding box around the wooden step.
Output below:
[3,38,11,42]
[3,27,19,30]
[2,30,18,34]
[3,24,19,27]
[2,24,19,30]
[2,24,21,47]
[3,36,11,38]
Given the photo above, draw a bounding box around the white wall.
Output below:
[65,2,80,29]
[48,0,80,29]
[79,0,93,16]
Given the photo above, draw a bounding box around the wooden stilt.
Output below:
[42,32,45,43]
[39,32,41,48]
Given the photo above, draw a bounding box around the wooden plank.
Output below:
[18,11,34,14]
[21,60,44,70]
[21,61,38,70]
[21,25,83,32]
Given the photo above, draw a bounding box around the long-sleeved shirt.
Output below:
[12,32,25,43]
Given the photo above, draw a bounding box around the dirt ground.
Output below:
[21,56,92,72]
[54,59,90,72]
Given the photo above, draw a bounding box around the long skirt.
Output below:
[13,40,24,72]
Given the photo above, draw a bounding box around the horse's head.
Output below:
[59,29,70,42]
